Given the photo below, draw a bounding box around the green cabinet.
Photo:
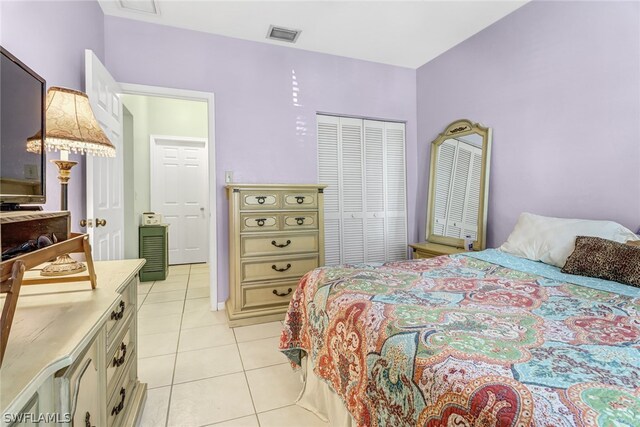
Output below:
[139,225,169,282]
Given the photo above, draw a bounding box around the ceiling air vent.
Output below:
[266,25,301,43]
[118,0,159,15]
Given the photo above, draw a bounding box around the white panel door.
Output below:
[151,136,208,265]
[84,50,124,261]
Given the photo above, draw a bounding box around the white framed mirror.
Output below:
[426,119,492,250]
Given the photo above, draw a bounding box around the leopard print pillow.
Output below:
[562,236,640,287]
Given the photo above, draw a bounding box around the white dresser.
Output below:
[226,184,326,326]
[0,260,146,427]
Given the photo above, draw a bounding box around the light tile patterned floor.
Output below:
[137,264,328,427]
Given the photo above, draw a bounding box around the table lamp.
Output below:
[27,87,115,275]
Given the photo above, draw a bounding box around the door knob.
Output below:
[96,218,107,227]
[80,219,93,228]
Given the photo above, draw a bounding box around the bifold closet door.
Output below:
[318,115,406,266]
[339,117,366,264]
[384,122,408,261]
[317,115,342,266]
[363,120,386,263]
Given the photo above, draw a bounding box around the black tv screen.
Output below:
[0,46,46,205]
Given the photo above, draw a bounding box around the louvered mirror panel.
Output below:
[426,120,492,250]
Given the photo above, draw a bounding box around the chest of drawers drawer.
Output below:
[241,281,298,310]
[240,213,279,232]
[282,191,318,209]
[240,190,280,210]
[241,232,318,257]
[282,212,318,230]
[241,255,319,283]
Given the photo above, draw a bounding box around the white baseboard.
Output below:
[216,301,225,311]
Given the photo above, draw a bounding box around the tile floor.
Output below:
[137,264,328,427]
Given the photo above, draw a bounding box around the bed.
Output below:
[279,249,640,426]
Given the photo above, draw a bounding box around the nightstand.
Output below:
[409,242,466,259]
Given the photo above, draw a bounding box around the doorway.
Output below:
[150,135,209,265]
[120,85,217,310]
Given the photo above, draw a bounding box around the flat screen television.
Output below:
[0,46,46,207]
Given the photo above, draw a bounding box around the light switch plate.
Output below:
[225,171,233,184]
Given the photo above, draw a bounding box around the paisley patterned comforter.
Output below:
[279,250,640,427]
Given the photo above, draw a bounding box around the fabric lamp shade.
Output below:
[27,87,115,157]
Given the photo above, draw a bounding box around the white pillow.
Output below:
[500,212,640,267]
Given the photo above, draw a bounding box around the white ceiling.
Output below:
[99,1,528,69]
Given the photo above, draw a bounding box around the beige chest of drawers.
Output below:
[0,260,146,427]
[226,184,326,326]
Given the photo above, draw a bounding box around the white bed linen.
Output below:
[296,357,355,426]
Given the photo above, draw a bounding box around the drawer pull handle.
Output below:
[85,412,94,427]
[255,218,267,227]
[111,301,125,320]
[295,196,305,204]
[113,342,127,367]
[256,196,266,204]
[295,217,305,225]
[272,263,291,272]
[111,387,126,416]
[271,239,291,248]
[273,288,293,297]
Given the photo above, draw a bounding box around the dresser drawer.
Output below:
[241,232,319,257]
[242,281,298,310]
[282,191,318,209]
[241,255,318,282]
[240,190,280,210]
[107,318,135,401]
[107,355,137,427]
[240,213,279,232]
[106,276,135,347]
[282,212,318,230]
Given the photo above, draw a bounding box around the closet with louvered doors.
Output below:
[317,114,407,265]
[432,138,483,240]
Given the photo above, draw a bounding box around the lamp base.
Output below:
[40,253,87,276]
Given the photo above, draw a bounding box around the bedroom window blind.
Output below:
[432,138,482,240]
[317,114,407,266]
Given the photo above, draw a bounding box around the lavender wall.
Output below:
[416,0,640,247]
[104,17,418,303]
[0,1,105,227]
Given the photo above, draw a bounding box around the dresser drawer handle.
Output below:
[295,196,305,204]
[111,387,126,416]
[255,218,267,227]
[295,217,305,225]
[273,288,293,297]
[271,239,291,248]
[256,196,266,204]
[272,263,291,272]
[111,301,125,320]
[113,342,127,367]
